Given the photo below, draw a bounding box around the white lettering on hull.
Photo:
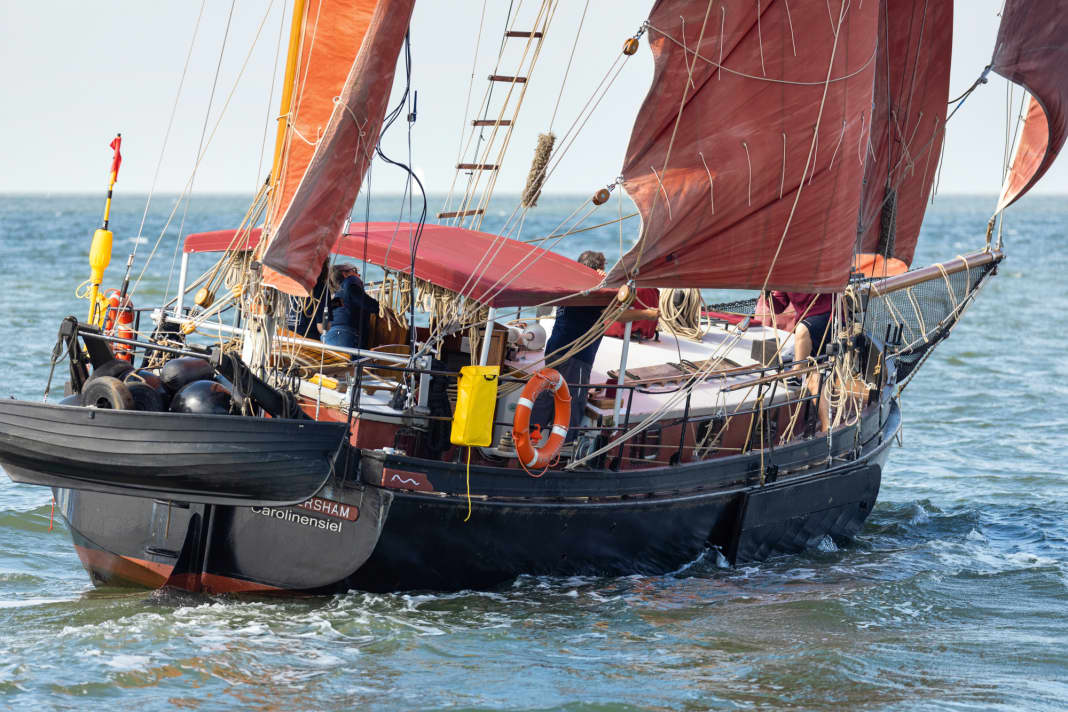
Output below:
[295,496,359,521]
[250,506,343,533]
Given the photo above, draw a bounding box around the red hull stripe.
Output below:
[73,544,282,594]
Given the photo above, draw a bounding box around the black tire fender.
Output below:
[127,382,164,412]
[81,376,135,410]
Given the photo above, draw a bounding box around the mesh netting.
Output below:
[707,297,759,314]
[861,260,997,382]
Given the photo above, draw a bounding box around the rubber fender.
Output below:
[88,358,134,383]
[127,382,164,412]
[169,379,234,415]
[161,357,214,394]
[81,376,135,410]
[125,369,170,409]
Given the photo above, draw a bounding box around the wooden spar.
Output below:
[267,0,309,205]
[866,249,1002,297]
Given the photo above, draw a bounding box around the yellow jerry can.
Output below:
[450,365,500,447]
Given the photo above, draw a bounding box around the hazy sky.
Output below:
[2,0,1063,198]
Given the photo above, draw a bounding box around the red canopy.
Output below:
[183,222,614,308]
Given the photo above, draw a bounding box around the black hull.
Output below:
[0,400,346,506]
[346,443,888,592]
[47,397,900,593]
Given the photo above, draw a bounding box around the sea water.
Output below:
[0,193,1065,710]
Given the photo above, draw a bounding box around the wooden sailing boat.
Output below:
[0,0,1060,593]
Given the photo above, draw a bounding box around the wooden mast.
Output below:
[268,0,308,203]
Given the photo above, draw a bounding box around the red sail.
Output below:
[261,0,415,296]
[856,0,952,266]
[607,0,878,292]
[992,0,1068,212]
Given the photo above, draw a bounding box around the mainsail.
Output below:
[261,0,415,296]
[992,0,1068,213]
[856,0,952,266]
[607,0,879,292]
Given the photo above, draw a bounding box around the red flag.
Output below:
[109,134,122,182]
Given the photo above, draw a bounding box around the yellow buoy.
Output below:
[87,228,113,323]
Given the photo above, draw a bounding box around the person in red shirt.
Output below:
[769,291,834,431]
[605,287,660,340]
[768,291,833,364]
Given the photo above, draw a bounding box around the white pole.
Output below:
[612,321,632,424]
[479,307,497,366]
[175,253,190,316]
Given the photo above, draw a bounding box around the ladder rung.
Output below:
[505,31,543,39]
[488,74,527,83]
[437,209,485,219]
[472,119,512,127]
[456,163,500,171]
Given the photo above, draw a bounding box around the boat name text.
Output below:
[295,496,359,521]
[250,506,343,532]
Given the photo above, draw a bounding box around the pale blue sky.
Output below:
[2,1,1063,197]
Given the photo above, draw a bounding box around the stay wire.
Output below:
[129,0,208,271]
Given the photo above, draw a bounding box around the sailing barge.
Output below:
[1,0,1058,593]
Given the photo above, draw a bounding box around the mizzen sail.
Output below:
[607,0,878,292]
[856,0,952,267]
[992,0,1068,213]
[261,0,415,296]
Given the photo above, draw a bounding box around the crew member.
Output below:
[769,290,833,431]
[605,286,659,340]
[534,251,659,438]
[322,263,379,349]
[288,261,329,340]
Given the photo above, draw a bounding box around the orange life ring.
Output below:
[103,289,135,363]
[512,368,571,469]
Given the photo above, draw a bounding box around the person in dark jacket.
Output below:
[533,251,658,439]
[322,263,379,349]
[288,261,329,340]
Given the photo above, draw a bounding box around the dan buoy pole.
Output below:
[87,134,122,325]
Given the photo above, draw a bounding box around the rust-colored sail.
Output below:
[607,0,878,292]
[262,0,415,296]
[992,0,1068,213]
[856,0,952,266]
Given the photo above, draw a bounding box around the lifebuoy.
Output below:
[103,289,135,362]
[512,368,571,469]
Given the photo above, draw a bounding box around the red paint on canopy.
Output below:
[183,223,614,308]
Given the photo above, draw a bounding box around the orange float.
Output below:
[512,368,571,469]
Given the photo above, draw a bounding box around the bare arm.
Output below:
[617,307,659,322]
